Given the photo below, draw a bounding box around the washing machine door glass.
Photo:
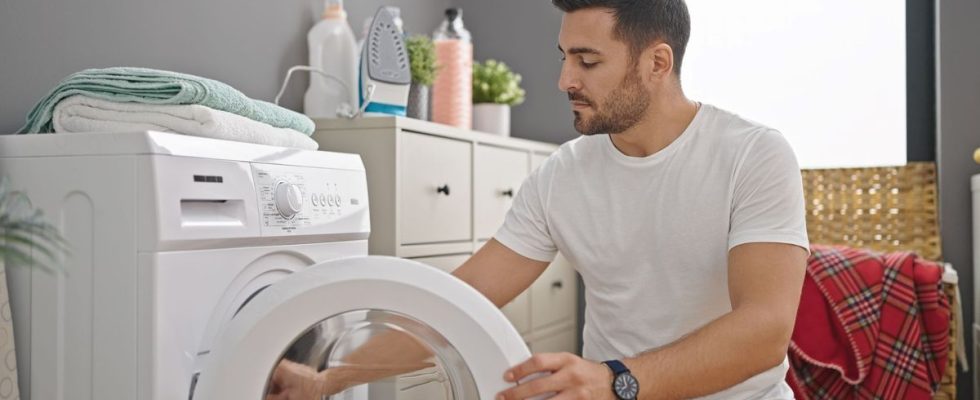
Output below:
[192,256,532,400]
[267,309,476,399]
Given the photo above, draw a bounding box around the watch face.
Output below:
[614,373,639,400]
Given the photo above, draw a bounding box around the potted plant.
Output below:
[405,35,438,121]
[0,177,67,398]
[472,59,526,136]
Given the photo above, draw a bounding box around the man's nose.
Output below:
[558,62,581,93]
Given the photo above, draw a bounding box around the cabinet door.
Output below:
[531,254,577,331]
[531,153,549,172]
[502,292,531,335]
[528,329,578,354]
[399,132,472,245]
[414,250,530,335]
[474,145,529,240]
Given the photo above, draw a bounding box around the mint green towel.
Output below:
[19,67,314,135]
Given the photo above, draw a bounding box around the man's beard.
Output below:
[569,70,650,135]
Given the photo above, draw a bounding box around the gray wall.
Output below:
[0,0,450,135]
[937,0,980,398]
[456,0,576,144]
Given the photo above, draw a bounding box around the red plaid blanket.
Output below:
[786,245,949,400]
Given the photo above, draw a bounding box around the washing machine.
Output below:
[0,131,531,400]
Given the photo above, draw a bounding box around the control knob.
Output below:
[274,181,303,219]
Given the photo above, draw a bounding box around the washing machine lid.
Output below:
[192,256,532,399]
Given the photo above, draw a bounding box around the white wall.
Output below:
[683,0,907,169]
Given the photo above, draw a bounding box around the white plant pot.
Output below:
[472,103,511,136]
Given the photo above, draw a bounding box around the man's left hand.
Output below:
[497,352,616,400]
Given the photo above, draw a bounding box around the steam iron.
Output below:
[360,7,411,116]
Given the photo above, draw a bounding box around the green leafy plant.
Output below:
[0,177,68,272]
[472,59,526,106]
[406,35,437,86]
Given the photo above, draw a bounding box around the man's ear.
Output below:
[639,42,675,83]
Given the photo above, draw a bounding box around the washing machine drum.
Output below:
[191,256,532,399]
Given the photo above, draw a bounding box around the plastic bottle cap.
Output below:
[323,3,346,19]
[445,8,461,20]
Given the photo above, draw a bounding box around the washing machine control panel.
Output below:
[251,163,369,236]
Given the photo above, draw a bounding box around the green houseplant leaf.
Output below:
[0,177,68,273]
[406,35,438,86]
[472,59,526,106]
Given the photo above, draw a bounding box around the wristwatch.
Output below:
[602,360,639,400]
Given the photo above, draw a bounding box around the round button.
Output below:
[334,195,342,206]
[311,194,319,207]
[274,181,303,219]
[320,193,328,206]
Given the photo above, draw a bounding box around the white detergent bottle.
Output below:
[304,0,358,118]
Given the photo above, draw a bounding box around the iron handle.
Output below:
[551,280,563,289]
[437,184,451,196]
[501,188,515,198]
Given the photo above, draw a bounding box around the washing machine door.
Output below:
[192,256,532,399]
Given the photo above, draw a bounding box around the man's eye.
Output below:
[580,61,598,69]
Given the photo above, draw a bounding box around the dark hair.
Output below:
[552,0,691,75]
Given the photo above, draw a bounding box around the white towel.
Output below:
[52,95,319,150]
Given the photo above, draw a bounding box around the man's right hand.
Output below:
[265,360,333,400]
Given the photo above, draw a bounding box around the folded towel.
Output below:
[20,67,315,135]
[53,95,319,151]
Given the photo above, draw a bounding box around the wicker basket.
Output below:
[800,162,957,399]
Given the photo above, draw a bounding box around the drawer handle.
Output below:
[436,184,451,196]
[501,188,515,198]
[551,280,563,289]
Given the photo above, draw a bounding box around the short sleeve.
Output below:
[728,130,810,252]
[493,163,558,262]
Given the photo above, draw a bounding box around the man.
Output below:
[267,1,808,398]
[454,1,809,399]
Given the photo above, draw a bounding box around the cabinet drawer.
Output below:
[410,254,470,274]
[399,132,472,245]
[531,153,549,171]
[502,292,531,335]
[475,145,529,240]
[528,328,578,354]
[531,254,577,330]
[413,250,529,335]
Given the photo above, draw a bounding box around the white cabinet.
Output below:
[528,328,578,354]
[313,117,578,354]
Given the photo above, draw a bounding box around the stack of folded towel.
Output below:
[18,67,319,150]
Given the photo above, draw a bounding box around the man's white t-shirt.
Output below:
[494,103,809,399]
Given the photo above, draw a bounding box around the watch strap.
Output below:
[602,359,630,376]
